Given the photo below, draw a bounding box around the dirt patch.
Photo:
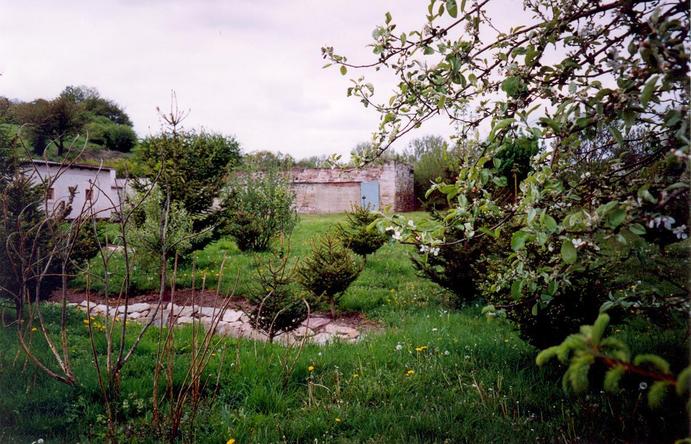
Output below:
[49,289,381,332]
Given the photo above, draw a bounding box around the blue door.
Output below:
[360,181,380,210]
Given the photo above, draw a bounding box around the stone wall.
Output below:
[289,162,414,214]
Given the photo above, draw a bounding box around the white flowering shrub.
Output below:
[325,0,689,410]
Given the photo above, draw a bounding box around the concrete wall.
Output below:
[26,161,124,219]
[289,162,414,214]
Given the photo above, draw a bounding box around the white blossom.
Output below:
[673,224,688,240]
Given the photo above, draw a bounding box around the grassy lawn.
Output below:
[1,213,686,443]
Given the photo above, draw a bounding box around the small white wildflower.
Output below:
[407,219,416,228]
[673,224,688,240]
[572,238,586,248]
[395,343,403,351]
[444,350,450,356]
[392,230,402,241]
[430,247,440,256]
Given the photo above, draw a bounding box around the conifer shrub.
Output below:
[297,234,363,318]
[249,244,307,342]
[221,167,298,252]
[336,205,387,259]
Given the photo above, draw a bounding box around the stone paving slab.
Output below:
[72,301,363,345]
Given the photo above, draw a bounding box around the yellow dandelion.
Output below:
[405,369,415,377]
[415,345,428,352]
[31,327,38,332]
[335,417,342,423]
[226,439,236,444]
[308,365,315,372]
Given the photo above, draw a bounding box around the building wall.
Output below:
[394,163,416,212]
[289,162,414,214]
[26,161,123,219]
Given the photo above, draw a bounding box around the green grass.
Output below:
[1,213,687,443]
[74,213,444,313]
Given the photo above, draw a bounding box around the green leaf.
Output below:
[385,11,392,23]
[340,65,348,76]
[501,76,525,98]
[489,118,515,141]
[569,355,594,393]
[648,381,672,409]
[536,346,560,366]
[547,280,558,295]
[590,314,610,345]
[446,0,458,17]
[637,185,657,204]
[675,367,691,395]
[634,354,671,374]
[609,125,624,147]
[603,365,626,393]
[511,279,523,299]
[511,230,529,251]
[607,207,626,228]
[629,223,646,235]
[543,214,558,233]
[640,75,658,107]
[560,239,577,264]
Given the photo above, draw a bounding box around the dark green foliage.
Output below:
[5,85,136,157]
[0,170,45,312]
[411,213,497,308]
[61,85,133,126]
[298,234,363,317]
[493,134,539,188]
[10,96,82,156]
[135,128,241,251]
[400,135,460,210]
[243,150,295,170]
[336,205,387,258]
[221,167,298,252]
[87,118,137,152]
[537,314,689,410]
[249,245,307,342]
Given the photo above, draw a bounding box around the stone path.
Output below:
[72,300,362,345]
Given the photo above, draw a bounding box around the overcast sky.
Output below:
[0,0,526,159]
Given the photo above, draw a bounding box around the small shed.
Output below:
[25,160,127,219]
[289,162,414,213]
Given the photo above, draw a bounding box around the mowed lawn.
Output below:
[0,214,684,443]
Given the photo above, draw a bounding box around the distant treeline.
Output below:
[0,85,136,156]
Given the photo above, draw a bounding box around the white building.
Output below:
[25,160,127,219]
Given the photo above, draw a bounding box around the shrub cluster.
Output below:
[220,167,298,252]
[336,205,387,259]
[298,234,363,318]
[249,244,307,342]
